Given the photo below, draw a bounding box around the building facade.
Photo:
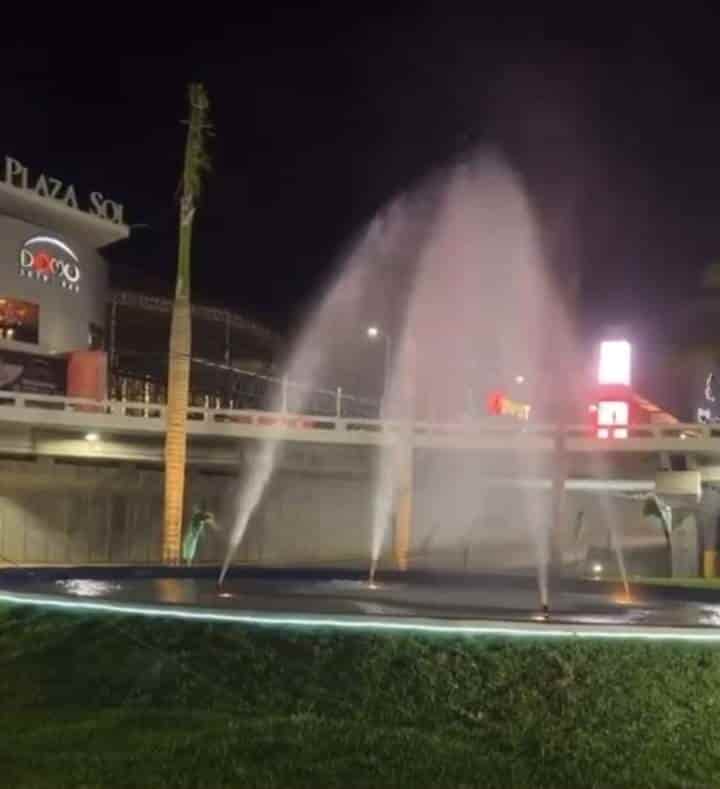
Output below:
[0,157,278,402]
[0,163,127,380]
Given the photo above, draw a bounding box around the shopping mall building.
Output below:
[0,156,278,404]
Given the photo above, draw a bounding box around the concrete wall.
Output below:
[0,445,683,574]
[0,215,108,353]
[0,461,164,564]
[411,449,672,575]
[0,444,376,566]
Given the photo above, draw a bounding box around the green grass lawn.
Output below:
[1,604,720,787]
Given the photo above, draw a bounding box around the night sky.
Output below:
[3,11,720,340]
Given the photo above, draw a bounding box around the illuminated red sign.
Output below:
[487,390,505,415]
[486,390,530,420]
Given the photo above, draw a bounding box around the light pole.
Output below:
[367,325,391,417]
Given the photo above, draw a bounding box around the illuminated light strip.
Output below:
[24,236,79,262]
[486,478,655,493]
[1,590,720,642]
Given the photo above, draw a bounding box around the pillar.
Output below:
[393,443,413,570]
[549,429,568,575]
[704,549,716,580]
[699,485,720,578]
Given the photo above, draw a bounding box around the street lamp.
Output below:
[367,325,391,417]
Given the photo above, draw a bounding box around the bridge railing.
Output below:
[1,391,720,444]
[0,391,389,433]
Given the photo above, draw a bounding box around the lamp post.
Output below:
[367,325,391,417]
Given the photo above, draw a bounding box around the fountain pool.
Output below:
[3,566,720,634]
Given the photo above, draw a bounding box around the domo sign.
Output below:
[19,236,81,293]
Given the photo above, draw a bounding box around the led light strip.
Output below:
[2,590,720,642]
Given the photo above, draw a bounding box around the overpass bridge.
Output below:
[1,390,719,459]
[0,391,718,573]
[1,392,719,498]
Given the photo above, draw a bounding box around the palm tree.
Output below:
[163,83,212,564]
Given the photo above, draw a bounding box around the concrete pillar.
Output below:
[704,551,716,579]
[698,485,720,577]
[549,430,568,575]
[393,446,413,570]
[670,510,699,577]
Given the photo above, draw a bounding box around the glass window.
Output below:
[597,400,629,439]
[0,298,39,344]
[597,400,629,426]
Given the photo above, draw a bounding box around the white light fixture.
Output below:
[598,340,631,386]
[84,432,99,442]
[367,326,380,339]
[592,563,604,574]
[515,375,525,384]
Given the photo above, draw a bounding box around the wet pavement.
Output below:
[3,567,720,629]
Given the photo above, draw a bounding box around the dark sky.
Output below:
[3,10,720,337]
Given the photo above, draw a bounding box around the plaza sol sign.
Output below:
[19,236,81,293]
[4,156,124,225]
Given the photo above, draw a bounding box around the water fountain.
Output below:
[583,447,633,601]
[607,519,631,601]
[219,200,421,585]
[1,149,715,633]
[220,148,581,615]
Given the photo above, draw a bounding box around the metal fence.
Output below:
[110,353,381,420]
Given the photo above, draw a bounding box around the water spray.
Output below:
[538,583,550,620]
[621,580,631,602]
[368,558,378,589]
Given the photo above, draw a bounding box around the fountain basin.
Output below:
[2,566,720,630]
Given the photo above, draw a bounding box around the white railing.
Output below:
[0,391,389,435]
[1,392,720,447]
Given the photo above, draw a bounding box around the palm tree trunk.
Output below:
[162,84,211,564]
[163,295,191,563]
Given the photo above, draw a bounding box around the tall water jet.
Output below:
[219,441,276,585]
[223,147,583,593]
[369,407,414,572]
[581,440,634,602]
[367,149,580,595]
[220,198,424,579]
[607,519,631,599]
[368,557,377,588]
[527,516,551,612]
